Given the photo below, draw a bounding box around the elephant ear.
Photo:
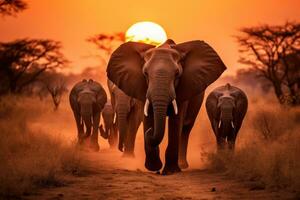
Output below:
[69,81,87,111]
[174,40,227,102]
[205,91,221,121]
[231,88,248,123]
[107,42,155,101]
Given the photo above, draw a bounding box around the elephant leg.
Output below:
[216,136,226,152]
[123,121,137,157]
[179,94,203,169]
[90,112,100,151]
[162,113,182,175]
[123,108,141,157]
[227,129,238,151]
[74,112,84,144]
[227,137,236,151]
[179,124,193,169]
[227,120,242,151]
[143,110,162,171]
[108,125,118,148]
[113,123,119,147]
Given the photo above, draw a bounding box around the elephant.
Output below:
[108,79,143,156]
[107,39,226,174]
[205,83,248,151]
[69,79,107,151]
[100,100,118,148]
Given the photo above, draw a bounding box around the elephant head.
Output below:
[107,39,226,149]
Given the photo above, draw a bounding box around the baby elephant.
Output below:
[69,79,107,151]
[205,83,248,151]
[100,100,118,148]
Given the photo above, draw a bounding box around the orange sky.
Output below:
[1,0,300,75]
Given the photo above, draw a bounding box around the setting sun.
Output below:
[125,21,167,46]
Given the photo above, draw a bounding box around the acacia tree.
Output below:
[43,77,68,110]
[87,32,125,59]
[236,22,300,106]
[0,39,68,94]
[0,0,27,16]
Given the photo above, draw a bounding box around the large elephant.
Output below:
[108,79,143,156]
[69,79,107,151]
[107,39,226,174]
[205,83,248,151]
[100,100,118,148]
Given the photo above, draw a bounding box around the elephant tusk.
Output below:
[113,113,117,124]
[231,121,235,129]
[145,127,152,135]
[144,99,150,117]
[218,120,222,129]
[172,99,178,115]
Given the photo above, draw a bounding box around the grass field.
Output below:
[0,95,88,198]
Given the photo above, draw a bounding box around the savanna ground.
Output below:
[0,83,300,200]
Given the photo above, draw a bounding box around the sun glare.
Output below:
[125,21,167,46]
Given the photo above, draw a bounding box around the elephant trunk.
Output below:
[146,86,169,147]
[82,113,92,137]
[219,107,234,129]
[80,102,93,137]
[117,105,129,152]
[145,73,174,147]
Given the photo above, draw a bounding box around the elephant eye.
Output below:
[143,70,148,77]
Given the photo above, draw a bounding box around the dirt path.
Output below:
[25,106,296,200]
[25,148,294,200]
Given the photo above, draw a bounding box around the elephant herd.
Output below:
[69,39,248,175]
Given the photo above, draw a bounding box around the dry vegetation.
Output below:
[0,95,88,199]
[204,92,300,193]
[0,81,299,199]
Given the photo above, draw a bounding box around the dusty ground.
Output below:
[21,99,297,200]
[23,147,295,200]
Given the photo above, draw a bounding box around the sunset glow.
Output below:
[125,21,167,46]
[1,0,300,198]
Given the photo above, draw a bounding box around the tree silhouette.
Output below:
[43,77,68,110]
[236,22,300,106]
[87,32,125,58]
[0,39,68,94]
[0,0,27,16]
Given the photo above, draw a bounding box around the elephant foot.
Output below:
[76,141,85,151]
[77,136,86,145]
[145,156,163,171]
[178,160,189,169]
[162,164,181,175]
[122,152,135,158]
[89,142,100,152]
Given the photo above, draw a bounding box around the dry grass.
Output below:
[0,95,88,199]
[205,96,300,192]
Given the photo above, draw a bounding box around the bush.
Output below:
[205,103,300,192]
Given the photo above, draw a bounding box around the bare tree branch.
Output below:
[0,0,27,17]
